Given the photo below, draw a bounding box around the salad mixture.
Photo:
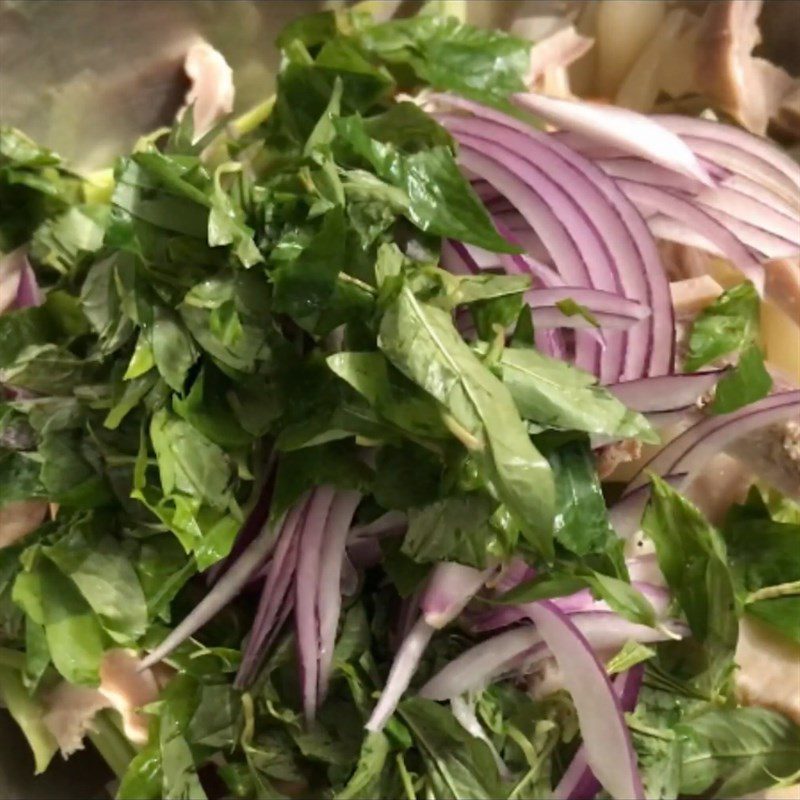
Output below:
[1,2,799,799]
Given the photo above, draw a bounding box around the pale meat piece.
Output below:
[670,274,724,318]
[42,649,167,754]
[0,500,49,549]
[182,41,235,138]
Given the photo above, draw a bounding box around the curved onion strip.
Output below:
[647,215,726,258]
[618,180,765,291]
[625,391,800,493]
[295,487,336,721]
[555,666,645,800]
[347,510,407,542]
[421,611,685,701]
[235,504,304,689]
[450,123,634,381]
[598,160,800,245]
[365,618,435,732]
[528,287,651,330]
[365,563,490,732]
[677,137,799,209]
[607,371,724,412]
[512,93,713,187]
[140,510,288,670]
[436,95,674,379]
[0,248,29,315]
[609,474,687,540]
[455,138,609,377]
[695,189,800,244]
[721,174,799,221]
[523,602,645,800]
[652,115,800,196]
[695,204,799,259]
[317,490,362,702]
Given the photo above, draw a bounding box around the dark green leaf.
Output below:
[710,343,772,414]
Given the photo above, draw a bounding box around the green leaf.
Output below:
[399,697,503,800]
[150,409,233,511]
[710,343,772,414]
[0,664,57,774]
[606,640,656,674]
[272,206,346,324]
[373,442,442,510]
[746,597,800,642]
[355,15,531,104]
[496,346,657,441]
[403,492,508,568]
[336,114,516,253]
[30,204,108,274]
[642,476,737,653]
[42,516,148,643]
[379,286,554,554]
[38,558,105,685]
[335,731,391,800]
[684,281,760,372]
[117,746,164,800]
[149,307,198,393]
[677,707,800,798]
[547,439,618,557]
[327,351,449,439]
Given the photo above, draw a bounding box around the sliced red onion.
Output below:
[420,562,493,629]
[452,127,625,380]
[555,666,645,800]
[235,498,307,688]
[207,463,276,585]
[652,115,800,200]
[365,617,435,732]
[609,474,687,540]
[13,259,43,310]
[436,95,674,380]
[646,215,727,258]
[347,510,407,542]
[523,602,645,800]
[419,627,543,700]
[491,558,536,593]
[618,180,765,292]
[340,552,359,597]
[513,93,713,187]
[676,137,798,209]
[316,490,362,703]
[596,158,703,194]
[695,188,800,245]
[1,248,41,314]
[139,509,287,670]
[365,562,492,732]
[626,554,664,586]
[527,287,651,330]
[721,173,799,221]
[421,611,685,701]
[607,372,724,413]
[295,487,336,721]
[694,204,799,260]
[625,391,800,494]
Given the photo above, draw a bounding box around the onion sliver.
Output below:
[625,391,800,493]
[555,666,645,800]
[607,371,724,413]
[523,602,645,800]
[316,490,362,703]
[609,474,687,540]
[140,509,287,670]
[295,487,336,721]
[617,180,765,292]
[235,499,307,688]
[528,287,651,330]
[512,93,713,187]
[652,115,800,198]
[436,95,673,379]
